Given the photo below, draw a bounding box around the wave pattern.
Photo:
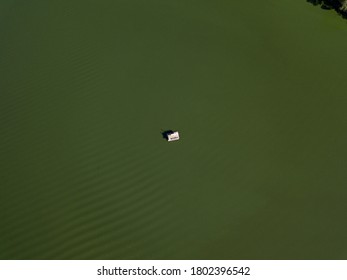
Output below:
[1,0,347,260]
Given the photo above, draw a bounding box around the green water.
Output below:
[1,0,347,259]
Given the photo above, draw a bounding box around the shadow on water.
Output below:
[161,130,174,141]
[307,0,347,18]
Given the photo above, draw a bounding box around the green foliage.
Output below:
[307,0,347,17]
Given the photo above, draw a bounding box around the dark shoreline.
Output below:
[307,0,347,18]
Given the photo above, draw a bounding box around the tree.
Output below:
[340,0,347,11]
[307,0,347,18]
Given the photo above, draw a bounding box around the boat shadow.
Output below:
[161,130,174,141]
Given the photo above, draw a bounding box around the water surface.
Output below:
[1,0,347,259]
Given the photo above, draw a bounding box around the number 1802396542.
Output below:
[191,266,250,276]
